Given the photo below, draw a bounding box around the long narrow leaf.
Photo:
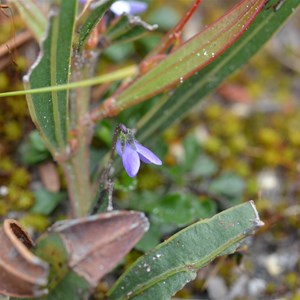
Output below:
[91,0,267,120]
[137,0,300,142]
[108,201,263,299]
[76,0,115,51]
[105,14,158,45]
[23,0,78,153]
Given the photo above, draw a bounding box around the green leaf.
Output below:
[208,173,246,199]
[33,233,69,292]
[135,220,161,252]
[183,134,200,170]
[147,6,180,31]
[108,201,263,300]
[29,233,90,300]
[105,14,158,45]
[94,121,113,146]
[104,43,135,62]
[8,0,47,41]
[137,0,300,142]
[20,130,51,165]
[42,271,91,300]
[110,0,266,110]
[30,130,48,151]
[129,191,215,227]
[128,193,217,253]
[24,0,78,153]
[128,191,161,213]
[31,189,66,215]
[194,198,217,219]
[76,0,115,51]
[152,193,197,226]
[191,155,218,177]
[114,173,138,192]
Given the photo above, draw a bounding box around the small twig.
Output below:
[144,0,202,59]
[127,14,158,31]
[0,30,33,70]
[89,124,124,214]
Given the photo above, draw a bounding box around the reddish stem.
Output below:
[100,0,203,99]
[145,0,203,59]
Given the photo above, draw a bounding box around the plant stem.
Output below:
[62,51,97,217]
[61,120,92,217]
[62,161,89,217]
[0,65,138,97]
[143,0,203,59]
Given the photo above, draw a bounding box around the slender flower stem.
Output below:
[90,124,122,208]
[0,65,138,98]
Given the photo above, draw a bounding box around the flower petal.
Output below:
[127,1,148,15]
[110,1,130,15]
[135,142,162,165]
[122,143,140,177]
[110,1,148,16]
[116,140,123,157]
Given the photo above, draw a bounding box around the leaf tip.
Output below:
[249,200,265,228]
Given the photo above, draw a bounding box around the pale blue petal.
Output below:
[110,1,130,15]
[128,1,148,14]
[116,140,123,157]
[122,143,140,177]
[110,1,147,16]
[135,142,162,165]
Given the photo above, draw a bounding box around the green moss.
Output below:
[0,72,9,90]
[20,213,50,232]
[7,186,34,210]
[203,137,222,154]
[257,128,282,148]
[4,120,22,141]
[285,272,299,290]
[11,167,31,187]
[0,201,8,216]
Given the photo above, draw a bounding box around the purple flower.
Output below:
[79,0,148,16]
[116,139,162,177]
[110,1,148,16]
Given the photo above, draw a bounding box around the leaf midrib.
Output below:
[138,7,273,143]
[111,227,251,299]
[50,15,64,149]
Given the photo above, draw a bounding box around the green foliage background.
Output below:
[0,0,300,299]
